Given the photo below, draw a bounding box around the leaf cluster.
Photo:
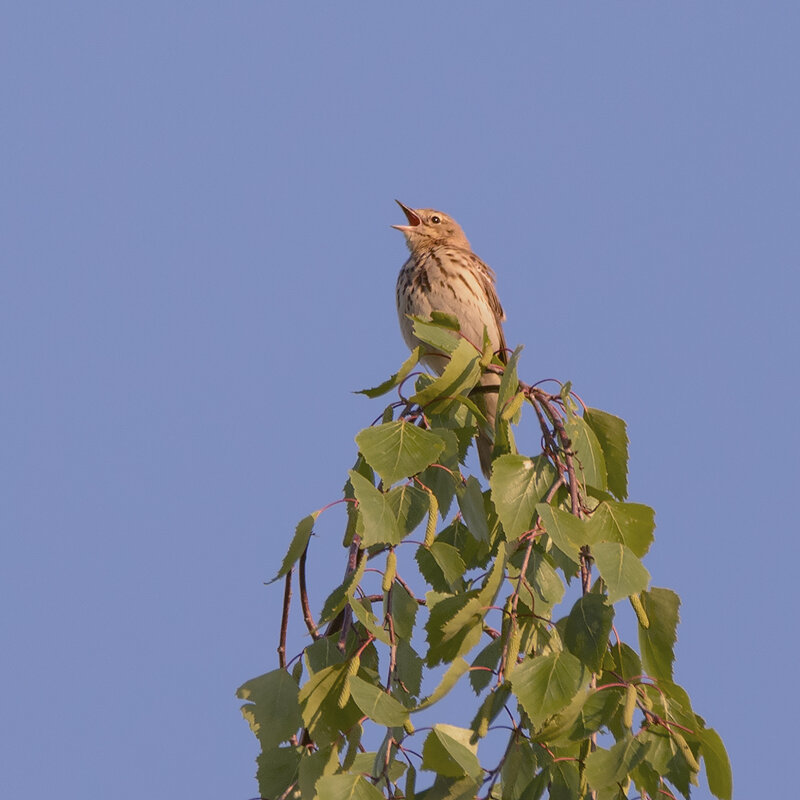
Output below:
[238,319,731,800]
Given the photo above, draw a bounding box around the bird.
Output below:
[393,200,507,477]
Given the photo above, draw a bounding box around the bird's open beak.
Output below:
[392,200,421,232]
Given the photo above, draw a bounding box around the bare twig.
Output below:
[278,569,292,668]
[299,545,321,641]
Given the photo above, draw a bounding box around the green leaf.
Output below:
[567,686,623,741]
[348,675,410,726]
[391,581,419,640]
[526,551,566,611]
[510,650,587,727]
[437,543,505,643]
[356,420,447,486]
[318,555,367,625]
[584,735,650,791]
[418,429,461,517]
[697,727,732,800]
[305,635,346,673]
[437,519,491,573]
[317,773,386,800]
[298,662,354,744]
[536,504,591,563]
[470,684,511,740]
[564,594,614,673]
[385,483,429,538]
[236,669,302,749]
[268,513,317,584]
[586,501,655,558]
[584,408,629,500]
[430,310,462,330]
[421,724,482,779]
[416,775,481,800]
[603,641,642,682]
[494,346,523,454]
[565,414,607,491]
[410,315,462,355]
[348,471,427,547]
[350,596,391,645]
[348,470,402,545]
[298,743,340,800]
[350,750,407,782]
[356,347,422,398]
[638,587,680,681]
[405,765,416,800]
[501,739,540,800]
[456,475,491,543]
[255,745,302,800]
[411,339,483,414]
[631,758,661,800]
[496,346,522,422]
[415,657,470,710]
[395,639,424,703]
[469,636,503,694]
[416,541,467,592]
[549,759,581,800]
[425,592,484,667]
[491,454,556,541]
[592,541,650,604]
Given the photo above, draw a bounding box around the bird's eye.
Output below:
[431,215,441,224]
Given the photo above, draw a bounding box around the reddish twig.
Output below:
[299,545,321,641]
[278,569,292,669]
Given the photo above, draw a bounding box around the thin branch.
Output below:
[278,569,292,668]
[299,545,321,641]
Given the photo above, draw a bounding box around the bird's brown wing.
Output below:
[472,254,508,364]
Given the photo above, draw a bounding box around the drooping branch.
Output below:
[299,545,321,641]
[278,569,292,669]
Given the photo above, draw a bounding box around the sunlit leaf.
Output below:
[584,735,650,791]
[593,541,650,603]
[584,408,629,500]
[356,420,447,486]
[536,503,592,563]
[456,475,491,543]
[411,338,483,414]
[356,347,422,398]
[348,675,409,726]
[236,669,302,748]
[415,657,469,710]
[298,743,340,800]
[391,581,419,640]
[318,555,366,625]
[564,594,614,673]
[255,746,302,800]
[510,650,588,727]
[350,596,390,645]
[698,727,733,800]
[416,540,466,592]
[410,315,462,354]
[638,587,680,681]
[348,471,428,546]
[421,724,482,779]
[317,773,385,800]
[565,414,607,491]
[586,501,655,558]
[491,454,556,541]
[268,513,317,584]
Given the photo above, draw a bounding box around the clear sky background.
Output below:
[3,4,798,798]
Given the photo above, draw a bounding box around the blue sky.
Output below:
[3,4,798,798]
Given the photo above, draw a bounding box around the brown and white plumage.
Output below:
[393,201,507,476]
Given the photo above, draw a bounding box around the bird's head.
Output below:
[392,201,471,253]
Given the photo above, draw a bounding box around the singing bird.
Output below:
[393,201,507,476]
